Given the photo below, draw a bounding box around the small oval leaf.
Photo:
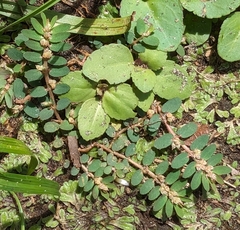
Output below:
[131,169,143,186]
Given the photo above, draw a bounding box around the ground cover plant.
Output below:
[0,0,239,229]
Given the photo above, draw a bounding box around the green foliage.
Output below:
[0,136,59,196]
[120,0,184,52]
[0,0,238,226]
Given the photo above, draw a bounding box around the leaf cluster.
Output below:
[64,99,231,219]
[5,13,73,133]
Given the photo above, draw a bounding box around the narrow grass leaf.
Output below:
[0,172,60,196]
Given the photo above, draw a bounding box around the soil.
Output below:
[1,1,240,230]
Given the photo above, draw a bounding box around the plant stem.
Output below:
[42,60,62,121]
[10,192,25,230]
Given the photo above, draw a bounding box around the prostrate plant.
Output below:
[64,98,231,220]
[6,13,73,132]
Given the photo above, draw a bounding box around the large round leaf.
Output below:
[121,0,184,51]
[218,12,240,62]
[60,71,96,103]
[102,84,138,120]
[180,0,240,18]
[82,44,134,84]
[78,98,110,141]
[153,63,195,100]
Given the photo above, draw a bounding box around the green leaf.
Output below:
[153,195,168,212]
[24,101,40,118]
[127,129,140,142]
[147,114,161,133]
[7,48,23,61]
[44,121,59,133]
[162,98,182,113]
[180,0,240,18]
[51,42,72,52]
[153,63,195,100]
[50,32,70,43]
[142,149,155,166]
[133,43,145,53]
[83,179,94,192]
[138,48,167,70]
[92,185,99,199]
[218,12,240,62]
[94,167,104,177]
[207,153,223,166]
[0,136,33,155]
[48,56,67,66]
[165,170,180,185]
[131,169,143,186]
[13,78,25,99]
[52,23,71,34]
[131,67,156,93]
[184,12,212,46]
[53,83,70,95]
[171,152,189,169]
[190,134,209,150]
[78,173,88,187]
[125,143,136,157]
[171,180,188,192]
[56,98,71,110]
[106,153,117,166]
[24,40,43,51]
[182,161,196,178]
[0,172,59,196]
[70,166,79,176]
[25,69,43,82]
[30,86,47,98]
[23,51,42,62]
[201,144,216,160]
[202,173,210,192]
[140,179,154,195]
[191,171,202,190]
[59,120,74,131]
[102,176,114,184]
[165,199,173,218]
[142,35,159,47]
[50,15,58,27]
[134,88,155,112]
[80,154,89,164]
[212,166,231,175]
[88,159,101,172]
[120,0,184,51]
[154,133,173,150]
[39,108,54,121]
[78,98,110,141]
[148,186,160,201]
[177,122,198,138]
[112,135,129,151]
[136,18,147,35]
[155,161,169,175]
[21,29,41,41]
[83,44,134,84]
[174,205,184,218]
[60,71,96,103]
[31,18,43,34]
[49,66,70,77]
[102,84,138,120]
